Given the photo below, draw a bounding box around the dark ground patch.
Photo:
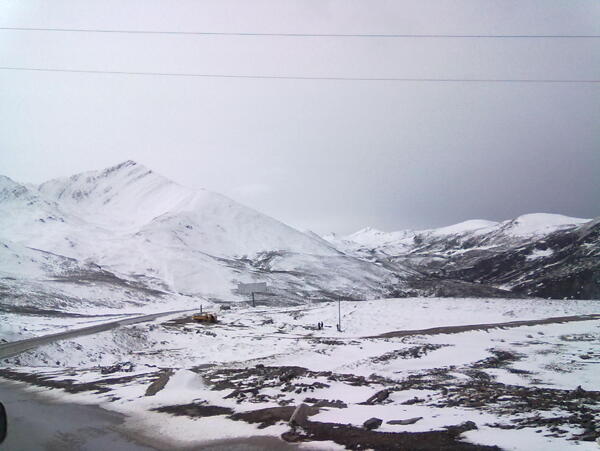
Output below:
[230,406,303,428]
[0,368,157,395]
[153,403,233,417]
[283,420,500,451]
[371,343,447,363]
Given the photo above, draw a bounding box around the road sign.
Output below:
[237,282,268,294]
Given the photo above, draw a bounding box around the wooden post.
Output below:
[200,305,203,314]
[252,292,255,307]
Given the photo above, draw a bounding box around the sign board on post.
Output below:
[237,282,268,295]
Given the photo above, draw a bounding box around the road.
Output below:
[0,380,157,451]
[0,382,305,451]
[365,313,600,338]
[0,309,192,360]
[0,306,308,450]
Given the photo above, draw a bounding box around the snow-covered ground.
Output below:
[3,297,598,450]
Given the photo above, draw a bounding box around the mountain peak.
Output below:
[350,226,384,236]
[35,161,187,230]
[0,175,29,201]
[99,159,148,178]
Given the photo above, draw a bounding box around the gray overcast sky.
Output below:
[0,0,599,234]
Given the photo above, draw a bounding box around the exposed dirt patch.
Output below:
[471,349,523,369]
[197,364,387,405]
[49,269,166,297]
[153,403,233,417]
[371,344,447,363]
[303,398,348,408]
[230,405,318,428]
[0,368,154,394]
[283,420,500,451]
[145,368,174,396]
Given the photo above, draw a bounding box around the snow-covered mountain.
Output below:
[0,161,407,312]
[333,215,588,254]
[1,161,597,315]
[327,214,599,299]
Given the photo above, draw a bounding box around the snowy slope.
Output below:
[35,160,338,258]
[37,161,193,232]
[0,161,403,308]
[429,219,499,236]
[496,213,589,237]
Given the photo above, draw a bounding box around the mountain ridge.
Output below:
[0,161,597,312]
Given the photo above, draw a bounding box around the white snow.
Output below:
[501,213,590,237]
[4,297,599,450]
[526,248,554,260]
[428,219,499,236]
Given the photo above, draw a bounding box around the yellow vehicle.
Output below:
[192,313,218,323]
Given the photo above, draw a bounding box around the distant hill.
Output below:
[327,213,598,300]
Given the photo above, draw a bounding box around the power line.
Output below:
[0,66,598,83]
[1,26,599,38]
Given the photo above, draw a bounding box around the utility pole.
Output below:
[252,292,255,307]
[338,297,341,332]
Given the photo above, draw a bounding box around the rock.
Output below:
[289,403,311,428]
[445,421,478,436]
[100,362,134,375]
[364,389,390,405]
[281,430,303,442]
[279,367,304,383]
[580,355,592,360]
[572,385,586,398]
[313,399,348,409]
[145,369,174,396]
[363,417,383,430]
[387,417,423,425]
[578,432,597,442]
[401,397,423,405]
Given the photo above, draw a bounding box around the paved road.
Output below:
[0,381,306,451]
[0,309,192,360]
[0,380,157,451]
[365,313,600,339]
